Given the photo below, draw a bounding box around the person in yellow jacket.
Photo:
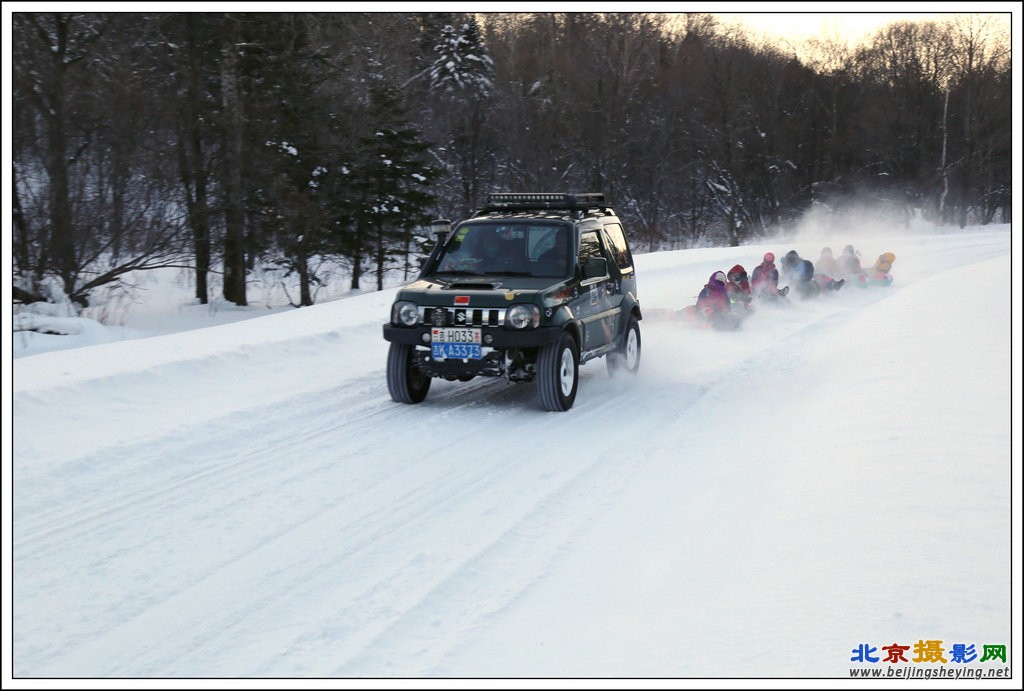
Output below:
[869,252,895,286]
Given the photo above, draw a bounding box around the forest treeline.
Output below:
[11,12,1012,308]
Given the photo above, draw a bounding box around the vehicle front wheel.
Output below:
[387,343,431,404]
[607,314,641,376]
[537,332,579,412]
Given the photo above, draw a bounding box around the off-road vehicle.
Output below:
[382,192,642,411]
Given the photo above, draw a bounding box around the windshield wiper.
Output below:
[483,270,534,276]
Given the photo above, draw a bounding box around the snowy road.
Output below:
[12,228,1014,678]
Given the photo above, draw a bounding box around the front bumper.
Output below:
[382,323,564,349]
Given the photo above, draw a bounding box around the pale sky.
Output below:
[1,5,1015,46]
[720,12,946,42]
[715,9,1012,47]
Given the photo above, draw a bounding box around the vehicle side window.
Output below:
[578,230,603,263]
[603,223,633,271]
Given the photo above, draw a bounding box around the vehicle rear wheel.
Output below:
[537,332,578,412]
[387,343,431,404]
[607,314,641,376]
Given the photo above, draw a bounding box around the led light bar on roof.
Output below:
[484,192,607,209]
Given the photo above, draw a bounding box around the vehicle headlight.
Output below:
[392,301,419,326]
[505,304,540,329]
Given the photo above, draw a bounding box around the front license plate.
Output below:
[431,327,482,360]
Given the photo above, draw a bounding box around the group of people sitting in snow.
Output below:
[693,245,896,330]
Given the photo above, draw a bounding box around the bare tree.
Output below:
[11,10,1013,311]
[944,14,1011,226]
[13,13,190,307]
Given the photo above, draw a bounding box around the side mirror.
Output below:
[582,257,608,280]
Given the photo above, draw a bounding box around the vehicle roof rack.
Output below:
[479,192,610,214]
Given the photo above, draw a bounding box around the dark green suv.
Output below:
[382,193,642,411]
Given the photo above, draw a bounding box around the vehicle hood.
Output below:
[397,275,575,309]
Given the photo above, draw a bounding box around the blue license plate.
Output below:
[431,342,482,360]
[431,327,482,360]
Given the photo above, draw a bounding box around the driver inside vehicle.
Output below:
[476,229,522,272]
[479,231,504,261]
[535,228,570,276]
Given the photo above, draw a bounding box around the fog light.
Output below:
[483,334,494,345]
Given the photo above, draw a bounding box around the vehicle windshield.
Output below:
[433,222,572,278]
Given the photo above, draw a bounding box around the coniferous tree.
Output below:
[10,10,1013,313]
[425,17,496,217]
[241,14,342,306]
[351,77,437,290]
[429,19,495,94]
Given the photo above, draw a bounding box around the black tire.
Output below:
[387,343,431,404]
[607,314,641,376]
[537,331,579,412]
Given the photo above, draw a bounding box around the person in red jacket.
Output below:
[750,252,789,300]
[726,264,754,308]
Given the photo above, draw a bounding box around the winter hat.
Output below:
[711,271,727,285]
[763,252,775,263]
[783,250,800,266]
[820,247,833,257]
[842,245,856,256]
[728,264,747,281]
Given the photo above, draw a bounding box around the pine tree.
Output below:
[350,78,437,291]
[429,20,495,95]
[242,14,348,306]
[425,18,496,217]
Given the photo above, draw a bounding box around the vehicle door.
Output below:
[601,222,637,336]
[573,229,619,353]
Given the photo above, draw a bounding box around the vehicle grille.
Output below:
[421,305,506,327]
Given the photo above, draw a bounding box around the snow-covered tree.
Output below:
[423,18,497,217]
[429,21,495,96]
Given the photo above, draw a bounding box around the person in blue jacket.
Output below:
[781,250,843,298]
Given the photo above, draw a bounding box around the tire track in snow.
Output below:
[16,232,1009,676]
[26,362,699,676]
